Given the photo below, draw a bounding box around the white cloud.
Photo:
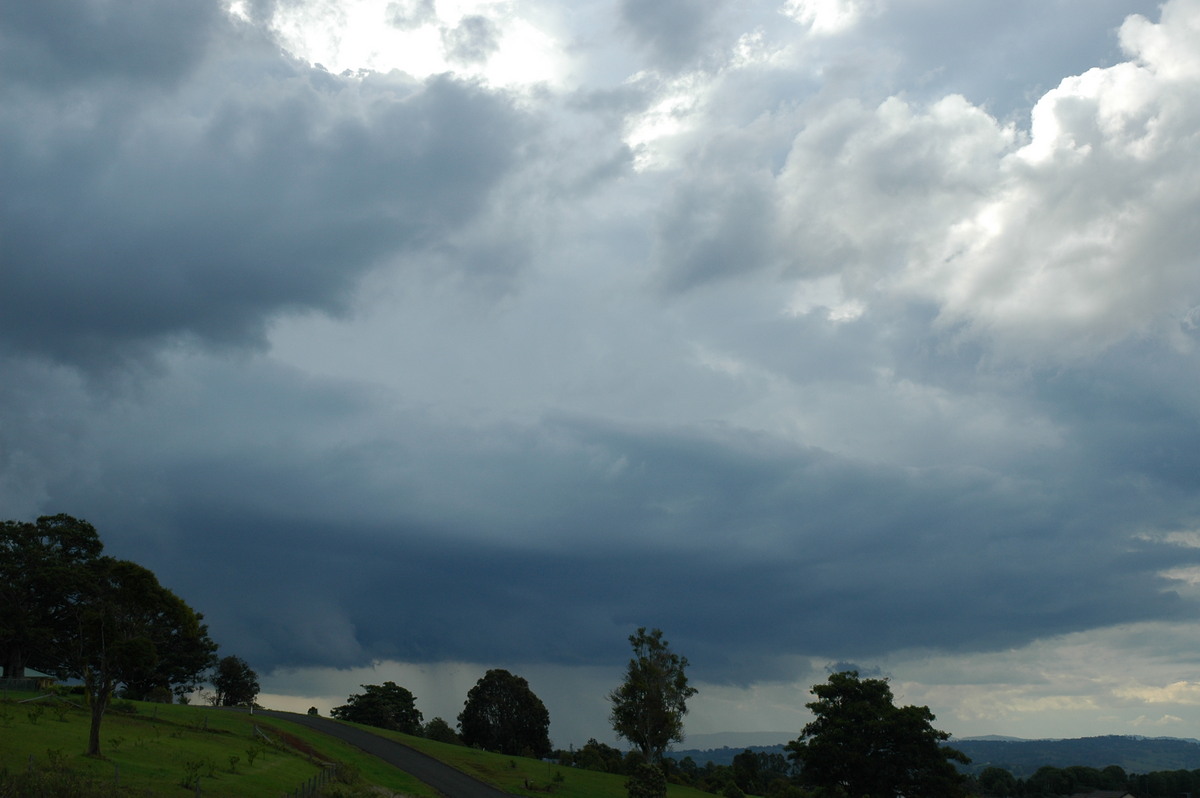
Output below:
[782,0,878,34]
[1115,681,1200,705]
[909,0,1200,358]
[263,0,568,87]
[767,0,1200,361]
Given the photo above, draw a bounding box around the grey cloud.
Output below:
[654,171,778,293]
[0,19,530,369]
[43,362,1200,682]
[618,0,728,69]
[441,15,501,65]
[0,0,222,88]
[387,0,436,31]
[7,0,1200,737]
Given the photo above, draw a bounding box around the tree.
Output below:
[332,681,422,734]
[457,669,551,757]
[213,655,260,707]
[2,515,216,756]
[422,716,461,744]
[0,514,103,679]
[609,627,698,763]
[63,556,216,756]
[978,766,1018,797]
[786,670,970,798]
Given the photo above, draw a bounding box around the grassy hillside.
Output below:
[0,690,436,796]
[1,690,726,797]
[359,725,725,798]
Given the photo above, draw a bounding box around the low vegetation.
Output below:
[0,690,436,796]
[352,722,723,798]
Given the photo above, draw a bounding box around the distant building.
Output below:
[0,668,55,692]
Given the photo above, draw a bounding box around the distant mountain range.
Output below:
[950,735,1200,777]
[668,735,1200,777]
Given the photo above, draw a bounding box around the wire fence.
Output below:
[281,763,339,797]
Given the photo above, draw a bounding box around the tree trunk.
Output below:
[87,679,113,757]
[0,646,25,679]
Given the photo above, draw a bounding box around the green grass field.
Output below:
[0,690,435,796]
[364,726,724,798]
[0,690,726,797]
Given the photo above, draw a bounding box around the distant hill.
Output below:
[668,744,788,768]
[680,732,794,750]
[668,735,1200,777]
[950,735,1200,777]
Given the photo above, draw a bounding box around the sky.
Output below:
[4,0,1200,751]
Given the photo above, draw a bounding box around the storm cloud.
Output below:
[4,0,1200,747]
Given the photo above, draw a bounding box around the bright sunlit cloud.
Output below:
[256,0,567,87]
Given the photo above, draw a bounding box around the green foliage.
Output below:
[566,738,627,774]
[422,715,461,744]
[787,670,970,798]
[332,681,423,734]
[458,669,552,758]
[2,515,217,757]
[732,748,792,794]
[213,654,260,706]
[0,515,104,681]
[979,765,1019,796]
[626,762,668,798]
[609,627,698,763]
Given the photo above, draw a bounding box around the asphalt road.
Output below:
[255,709,515,798]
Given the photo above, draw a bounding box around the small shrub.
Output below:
[26,704,45,724]
[228,754,240,773]
[626,763,667,798]
[180,761,203,789]
[44,749,66,772]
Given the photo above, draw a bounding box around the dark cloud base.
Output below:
[76,407,1200,685]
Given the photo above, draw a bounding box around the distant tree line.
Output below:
[978,762,1200,798]
[553,740,799,797]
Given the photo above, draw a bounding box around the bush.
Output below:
[422,716,461,744]
[626,763,667,798]
[722,783,747,798]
